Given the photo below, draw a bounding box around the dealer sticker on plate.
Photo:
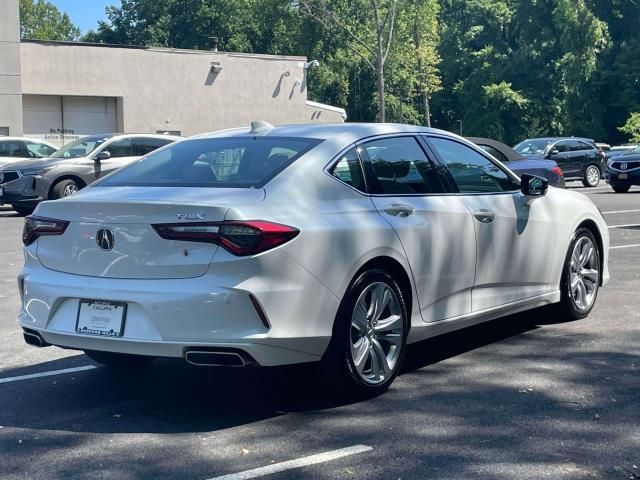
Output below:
[76,300,127,337]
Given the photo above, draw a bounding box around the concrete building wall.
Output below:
[0,0,23,136]
[20,41,344,137]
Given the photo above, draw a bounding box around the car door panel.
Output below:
[359,135,476,322]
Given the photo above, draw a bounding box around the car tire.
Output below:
[51,179,81,199]
[11,204,34,216]
[582,165,601,187]
[611,184,631,193]
[320,269,409,398]
[556,228,601,320]
[84,350,155,368]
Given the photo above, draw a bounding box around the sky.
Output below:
[48,0,121,33]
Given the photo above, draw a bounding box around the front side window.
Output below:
[103,138,134,158]
[26,141,56,158]
[362,137,443,195]
[514,139,551,155]
[429,137,517,193]
[51,135,112,159]
[553,141,571,153]
[329,148,366,192]
[98,136,322,188]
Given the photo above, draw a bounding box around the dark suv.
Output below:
[514,137,605,187]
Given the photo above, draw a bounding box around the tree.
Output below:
[20,0,80,41]
[299,0,398,122]
[619,113,640,143]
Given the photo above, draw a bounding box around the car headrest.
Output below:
[182,163,218,182]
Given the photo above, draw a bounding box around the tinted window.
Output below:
[99,137,321,188]
[330,148,366,192]
[103,138,134,158]
[570,141,593,152]
[479,145,508,163]
[26,141,56,158]
[429,137,517,193]
[132,137,175,156]
[0,140,29,157]
[554,141,571,153]
[362,137,443,195]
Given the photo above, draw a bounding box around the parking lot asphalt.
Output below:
[1,183,639,480]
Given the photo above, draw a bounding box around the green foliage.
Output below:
[20,0,80,41]
[34,0,640,144]
[619,113,640,143]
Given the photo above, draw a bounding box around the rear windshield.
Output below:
[98,136,322,188]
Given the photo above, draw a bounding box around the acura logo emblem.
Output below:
[621,162,628,171]
[96,228,115,251]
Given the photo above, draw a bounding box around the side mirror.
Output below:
[521,173,549,197]
[546,148,559,158]
[95,151,111,161]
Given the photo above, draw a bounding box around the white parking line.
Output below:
[206,445,373,480]
[611,243,640,250]
[0,365,97,384]
[603,209,640,215]
[608,223,640,229]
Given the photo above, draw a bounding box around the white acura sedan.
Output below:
[18,123,609,396]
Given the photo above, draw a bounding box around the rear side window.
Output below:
[329,148,366,192]
[362,137,443,195]
[132,137,175,156]
[99,136,322,188]
[0,140,28,157]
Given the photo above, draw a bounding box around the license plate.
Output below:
[619,173,629,180]
[76,300,127,337]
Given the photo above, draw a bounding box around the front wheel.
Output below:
[556,228,601,320]
[611,184,631,193]
[84,350,155,368]
[582,165,601,187]
[51,179,81,199]
[321,269,408,398]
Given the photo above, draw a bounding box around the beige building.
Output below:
[0,0,345,146]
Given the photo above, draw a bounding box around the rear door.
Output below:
[360,135,476,322]
[548,140,578,176]
[427,135,556,311]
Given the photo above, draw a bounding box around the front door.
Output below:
[87,138,137,183]
[360,135,477,322]
[427,135,556,312]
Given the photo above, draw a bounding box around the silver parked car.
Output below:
[0,137,58,167]
[0,133,181,215]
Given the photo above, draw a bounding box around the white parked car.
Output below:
[0,137,57,167]
[18,123,609,396]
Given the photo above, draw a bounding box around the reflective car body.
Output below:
[605,147,640,192]
[468,137,565,188]
[18,124,609,392]
[0,137,58,168]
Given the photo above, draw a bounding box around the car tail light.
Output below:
[551,166,564,177]
[22,216,69,245]
[152,220,299,256]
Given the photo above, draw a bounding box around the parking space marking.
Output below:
[607,223,640,229]
[0,365,97,384]
[206,444,373,480]
[603,209,640,215]
[610,243,640,250]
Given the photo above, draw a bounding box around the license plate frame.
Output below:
[619,173,629,180]
[76,299,127,337]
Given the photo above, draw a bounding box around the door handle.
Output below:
[384,204,415,217]
[472,209,495,224]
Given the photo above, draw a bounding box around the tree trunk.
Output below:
[423,93,431,127]
[377,60,385,122]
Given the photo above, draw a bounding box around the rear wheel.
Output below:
[582,165,601,187]
[84,350,155,368]
[321,269,408,398]
[556,228,601,320]
[611,184,631,193]
[11,204,34,216]
[51,179,81,199]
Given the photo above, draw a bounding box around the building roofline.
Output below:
[20,39,307,61]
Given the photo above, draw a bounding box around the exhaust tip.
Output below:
[22,328,49,348]
[185,348,254,367]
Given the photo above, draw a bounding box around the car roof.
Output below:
[106,133,183,141]
[0,137,58,147]
[521,137,595,144]
[190,122,447,144]
[466,137,525,161]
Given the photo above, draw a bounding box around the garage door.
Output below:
[23,95,117,146]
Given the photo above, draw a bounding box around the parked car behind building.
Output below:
[0,137,57,167]
[514,137,605,187]
[468,137,565,188]
[0,133,180,215]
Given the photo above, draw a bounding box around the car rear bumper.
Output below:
[18,249,338,366]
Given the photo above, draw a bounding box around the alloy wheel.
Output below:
[569,236,599,310]
[586,166,600,187]
[63,184,78,197]
[350,282,404,385]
